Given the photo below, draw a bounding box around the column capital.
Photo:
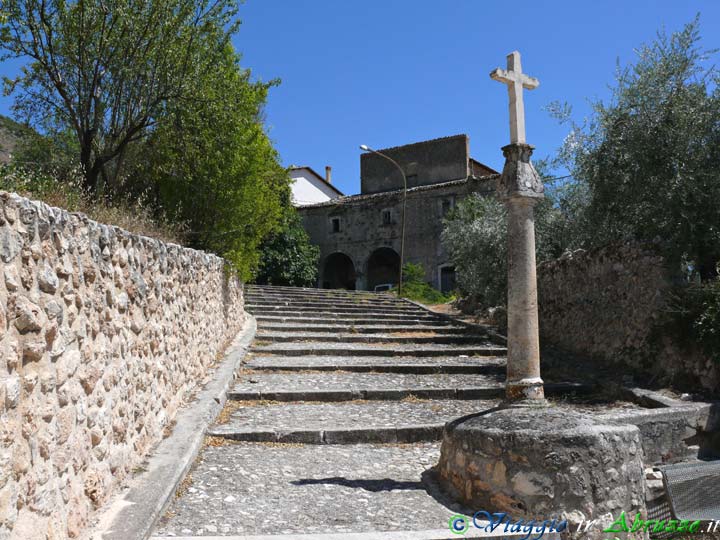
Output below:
[498,143,544,201]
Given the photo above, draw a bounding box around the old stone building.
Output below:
[297,134,498,292]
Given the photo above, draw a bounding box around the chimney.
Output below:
[325,166,332,184]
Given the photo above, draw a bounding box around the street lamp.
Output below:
[360,144,407,297]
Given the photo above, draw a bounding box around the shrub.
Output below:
[255,211,320,287]
[441,195,507,309]
[670,279,720,363]
[395,262,453,305]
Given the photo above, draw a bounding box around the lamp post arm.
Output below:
[361,146,408,297]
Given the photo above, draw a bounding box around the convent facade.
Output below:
[297,134,498,292]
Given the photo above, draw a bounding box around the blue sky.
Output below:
[2,1,719,196]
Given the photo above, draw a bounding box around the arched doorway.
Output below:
[366,247,400,291]
[322,253,356,290]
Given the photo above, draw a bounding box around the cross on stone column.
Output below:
[491,51,546,405]
[490,51,539,144]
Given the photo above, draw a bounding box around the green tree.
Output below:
[441,195,508,308]
[555,17,720,279]
[255,211,320,287]
[136,44,289,279]
[441,193,563,308]
[0,0,239,193]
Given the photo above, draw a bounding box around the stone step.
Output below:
[152,442,548,539]
[245,296,407,307]
[247,301,413,312]
[254,315,451,326]
[244,355,506,374]
[254,331,490,345]
[245,302,420,313]
[250,309,437,322]
[207,399,496,444]
[251,342,506,357]
[246,286,389,299]
[247,305,428,316]
[229,371,504,401]
[256,323,470,334]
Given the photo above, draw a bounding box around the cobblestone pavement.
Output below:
[257,324,467,333]
[211,399,497,434]
[232,371,504,394]
[251,342,506,357]
[245,355,506,373]
[154,442,468,536]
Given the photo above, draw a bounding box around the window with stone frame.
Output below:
[330,217,341,233]
[440,197,455,216]
[381,209,392,225]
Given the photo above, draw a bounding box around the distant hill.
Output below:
[0,114,34,164]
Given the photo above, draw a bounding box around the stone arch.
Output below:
[366,247,400,291]
[321,252,356,290]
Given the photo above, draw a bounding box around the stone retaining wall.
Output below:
[0,192,244,539]
[537,243,719,393]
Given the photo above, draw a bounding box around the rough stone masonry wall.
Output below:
[0,192,244,540]
[537,243,719,393]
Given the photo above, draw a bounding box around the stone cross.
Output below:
[490,51,539,144]
[491,51,546,405]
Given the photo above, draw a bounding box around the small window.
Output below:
[382,209,392,225]
[441,197,455,216]
[331,217,341,233]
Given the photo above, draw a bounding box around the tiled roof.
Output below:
[297,174,499,209]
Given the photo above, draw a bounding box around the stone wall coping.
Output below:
[599,401,713,428]
[0,190,226,267]
[85,315,257,540]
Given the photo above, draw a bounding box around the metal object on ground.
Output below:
[661,460,720,521]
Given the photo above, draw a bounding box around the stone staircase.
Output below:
[219,284,508,445]
[151,285,540,539]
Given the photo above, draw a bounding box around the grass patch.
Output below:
[395,281,454,305]
[1,164,185,243]
[391,263,455,305]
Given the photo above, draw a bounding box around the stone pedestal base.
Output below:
[436,408,647,539]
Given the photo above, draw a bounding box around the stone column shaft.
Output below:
[505,198,544,401]
[497,142,546,404]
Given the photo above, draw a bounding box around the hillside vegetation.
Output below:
[0,114,32,164]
